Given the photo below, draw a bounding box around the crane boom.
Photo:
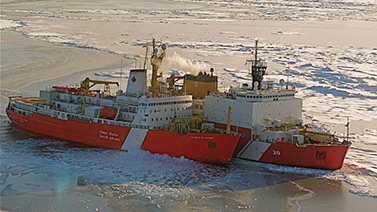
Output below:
[80,77,119,95]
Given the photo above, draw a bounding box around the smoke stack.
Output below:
[126,69,147,95]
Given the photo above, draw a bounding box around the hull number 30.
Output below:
[272,150,281,156]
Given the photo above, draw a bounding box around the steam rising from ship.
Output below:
[162,52,209,75]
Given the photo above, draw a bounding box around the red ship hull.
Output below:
[210,122,350,169]
[241,140,350,170]
[6,110,240,164]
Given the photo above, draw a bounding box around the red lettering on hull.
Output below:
[7,110,129,149]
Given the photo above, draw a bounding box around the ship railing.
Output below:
[10,99,151,130]
[63,112,146,129]
[2,89,37,98]
[13,100,38,113]
[11,100,55,117]
[260,126,348,146]
[9,105,33,117]
[96,118,131,127]
[258,136,346,146]
[246,59,267,67]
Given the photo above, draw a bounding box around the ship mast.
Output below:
[150,39,166,97]
[247,40,267,90]
[254,40,258,62]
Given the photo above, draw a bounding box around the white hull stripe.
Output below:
[121,128,148,151]
[237,140,271,161]
[237,140,254,157]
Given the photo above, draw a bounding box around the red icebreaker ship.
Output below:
[202,41,351,169]
[6,40,240,164]
[6,40,350,169]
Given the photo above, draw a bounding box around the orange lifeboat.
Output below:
[52,86,81,93]
[100,107,117,119]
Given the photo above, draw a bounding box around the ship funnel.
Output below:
[126,69,147,95]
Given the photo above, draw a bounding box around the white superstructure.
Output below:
[203,40,305,147]
[204,86,302,130]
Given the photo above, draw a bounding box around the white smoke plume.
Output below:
[161,52,209,75]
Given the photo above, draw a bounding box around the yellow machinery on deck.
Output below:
[169,116,208,134]
[169,106,232,135]
[299,130,337,144]
[166,70,218,99]
[80,77,119,95]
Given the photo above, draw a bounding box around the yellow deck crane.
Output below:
[150,39,167,97]
[80,77,119,96]
[166,74,185,96]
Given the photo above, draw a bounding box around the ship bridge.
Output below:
[230,87,297,102]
